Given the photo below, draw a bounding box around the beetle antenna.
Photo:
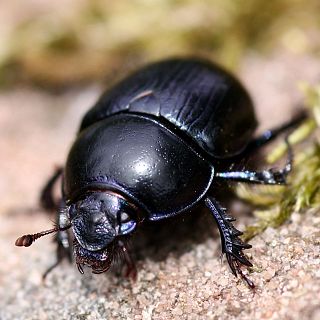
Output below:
[15,224,71,247]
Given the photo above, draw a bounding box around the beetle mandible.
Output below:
[16,58,304,286]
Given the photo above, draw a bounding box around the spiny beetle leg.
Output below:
[205,196,254,287]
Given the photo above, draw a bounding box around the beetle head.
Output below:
[70,192,137,251]
[15,191,139,274]
[70,191,138,273]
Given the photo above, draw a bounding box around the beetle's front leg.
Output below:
[204,196,254,288]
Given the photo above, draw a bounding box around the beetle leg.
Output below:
[215,167,290,185]
[42,240,71,279]
[40,167,63,211]
[117,240,137,280]
[204,197,254,286]
[216,138,292,185]
[245,111,306,153]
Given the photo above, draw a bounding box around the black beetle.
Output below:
[16,58,304,286]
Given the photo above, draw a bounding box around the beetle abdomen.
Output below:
[80,59,257,158]
[65,113,214,219]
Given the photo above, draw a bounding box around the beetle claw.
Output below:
[226,253,255,288]
[232,257,255,289]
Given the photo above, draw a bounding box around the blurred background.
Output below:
[1,0,320,86]
[1,1,320,319]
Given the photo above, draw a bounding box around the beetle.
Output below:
[15,58,304,286]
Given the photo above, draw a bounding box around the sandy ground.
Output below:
[1,53,320,320]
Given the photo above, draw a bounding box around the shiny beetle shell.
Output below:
[80,59,257,158]
[65,59,257,219]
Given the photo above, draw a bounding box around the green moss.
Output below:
[239,84,320,241]
[46,32,80,53]
[1,0,320,86]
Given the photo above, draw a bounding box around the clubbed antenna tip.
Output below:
[15,225,71,248]
[15,235,34,247]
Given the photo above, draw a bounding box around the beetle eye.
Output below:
[120,211,130,222]
[117,207,136,235]
[119,219,136,235]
